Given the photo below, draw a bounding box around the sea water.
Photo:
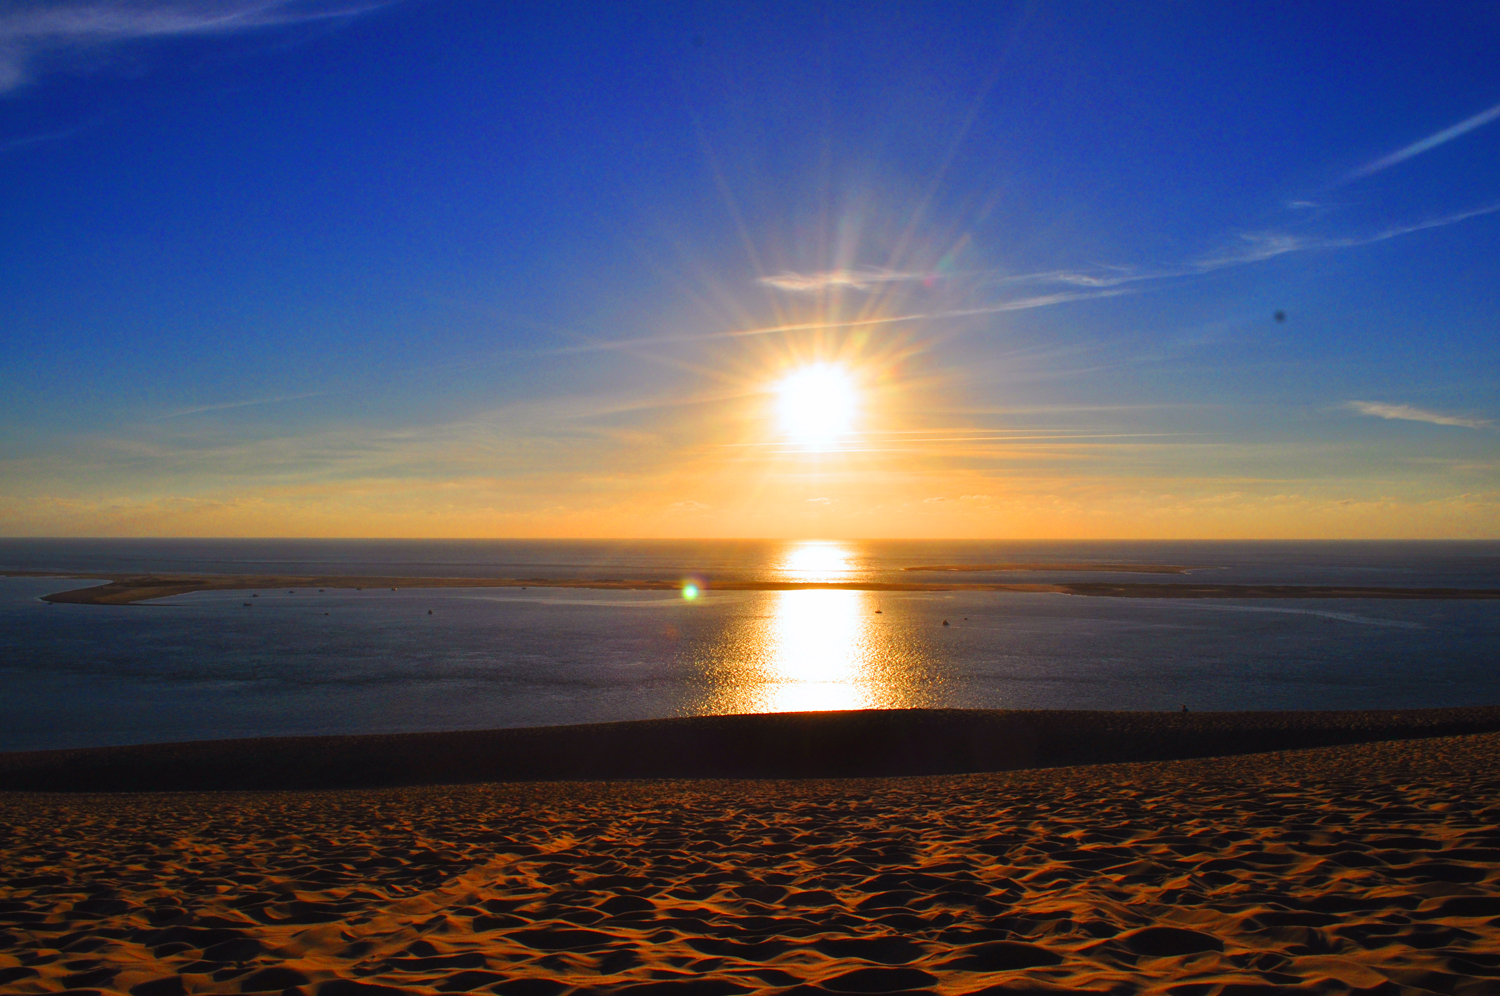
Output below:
[1,539,1497,751]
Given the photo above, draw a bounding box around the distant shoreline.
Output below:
[902,562,1196,573]
[6,570,1500,605]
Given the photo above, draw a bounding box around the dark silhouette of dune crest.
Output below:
[3,705,1498,791]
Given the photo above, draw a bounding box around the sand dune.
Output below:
[3,731,1498,995]
[6,707,1500,791]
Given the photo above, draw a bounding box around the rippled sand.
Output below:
[3,733,1498,996]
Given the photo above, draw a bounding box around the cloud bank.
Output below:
[0,0,385,93]
[1348,401,1489,429]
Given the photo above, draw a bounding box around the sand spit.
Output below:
[4,707,1500,793]
[901,564,1194,574]
[3,732,1498,996]
[10,572,1500,606]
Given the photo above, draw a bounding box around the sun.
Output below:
[776,364,856,448]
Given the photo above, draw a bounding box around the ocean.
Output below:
[2,538,1498,752]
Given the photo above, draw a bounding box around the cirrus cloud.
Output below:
[759,268,928,293]
[1343,98,1500,183]
[0,0,389,94]
[1348,400,1490,429]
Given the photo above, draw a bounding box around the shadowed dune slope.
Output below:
[2,733,1498,995]
[3,706,1500,792]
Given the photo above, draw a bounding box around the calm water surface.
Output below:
[2,539,1497,750]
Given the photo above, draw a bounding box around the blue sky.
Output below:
[1,1,1497,537]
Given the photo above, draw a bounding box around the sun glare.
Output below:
[776,364,856,448]
[778,540,856,582]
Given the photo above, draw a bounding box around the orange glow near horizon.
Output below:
[21,297,1496,540]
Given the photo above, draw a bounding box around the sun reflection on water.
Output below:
[776,539,858,582]
[696,540,927,714]
[758,588,878,712]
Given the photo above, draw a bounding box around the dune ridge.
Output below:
[3,732,1498,995]
[4,706,1500,792]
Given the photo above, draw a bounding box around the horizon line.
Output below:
[1,536,1495,544]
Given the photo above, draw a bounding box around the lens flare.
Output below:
[682,582,700,600]
[776,364,856,448]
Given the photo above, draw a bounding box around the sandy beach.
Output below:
[3,713,1499,995]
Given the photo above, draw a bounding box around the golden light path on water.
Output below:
[697,540,933,715]
[757,588,876,712]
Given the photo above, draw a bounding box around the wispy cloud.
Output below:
[645,199,1498,363]
[1033,269,1149,288]
[148,391,325,420]
[0,122,90,153]
[762,198,1500,308]
[1343,99,1500,183]
[761,264,1156,295]
[0,0,388,93]
[758,268,928,293]
[1194,202,1500,269]
[1348,401,1489,429]
[545,288,1132,355]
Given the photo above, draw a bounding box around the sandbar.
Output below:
[9,571,1500,606]
[902,563,1194,573]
